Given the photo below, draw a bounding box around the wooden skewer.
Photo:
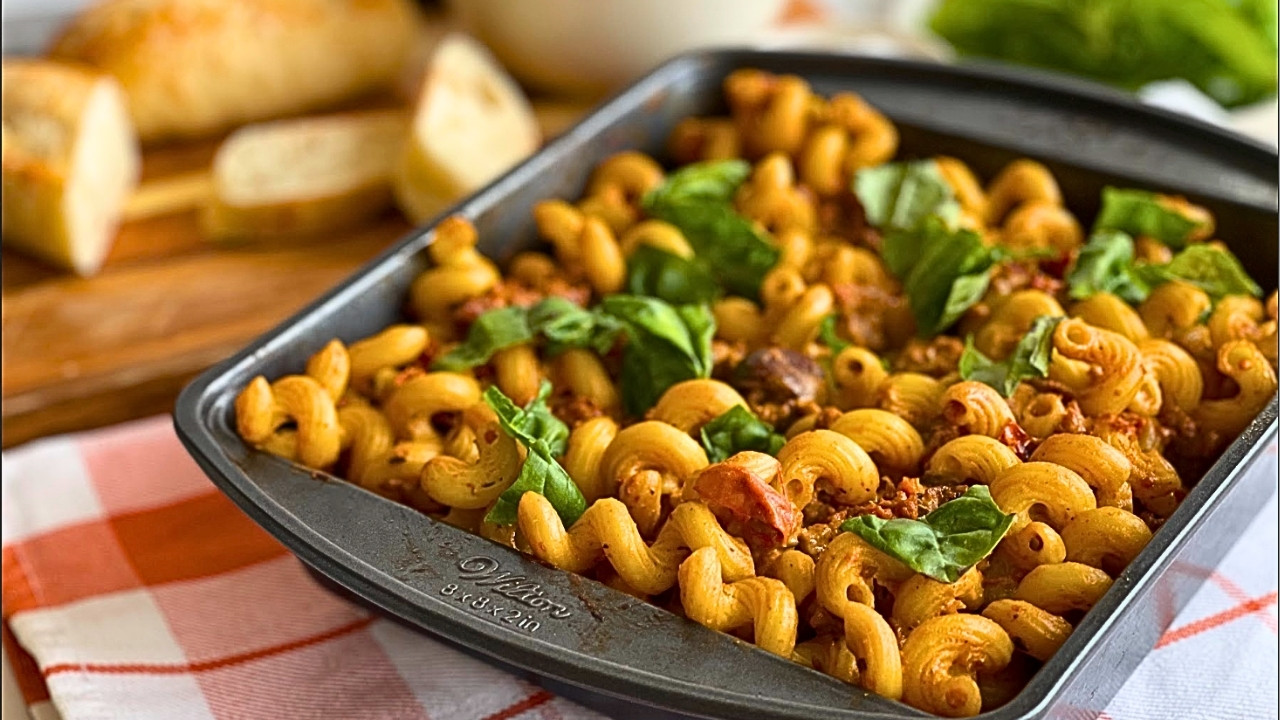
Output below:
[121,171,214,222]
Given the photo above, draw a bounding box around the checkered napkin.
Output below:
[2,417,1276,720]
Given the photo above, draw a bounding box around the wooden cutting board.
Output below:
[1,99,594,448]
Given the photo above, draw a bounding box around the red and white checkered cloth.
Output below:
[2,416,1276,720]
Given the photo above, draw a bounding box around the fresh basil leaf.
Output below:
[676,303,716,377]
[644,159,752,205]
[1068,232,1261,304]
[903,224,996,336]
[484,439,586,527]
[598,295,716,415]
[940,272,994,335]
[528,297,623,356]
[625,244,719,305]
[642,160,780,299]
[1066,231,1152,303]
[958,315,1064,397]
[1094,187,1208,250]
[817,313,852,356]
[699,405,786,464]
[957,337,1010,394]
[483,383,583,527]
[1134,244,1262,300]
[929,0,1278,108]
[483,381,569,457]
[839,485,1016,583]
[854,160,961,234]
[433,306,533,371]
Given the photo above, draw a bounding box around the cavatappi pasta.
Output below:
[233,70,1277,717]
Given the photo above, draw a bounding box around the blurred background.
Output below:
[1,0,1276,450]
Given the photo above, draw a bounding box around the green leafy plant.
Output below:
[930,0,1278,108]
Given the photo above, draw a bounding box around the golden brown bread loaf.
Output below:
[2,59,140,275]
[49,0,422,143]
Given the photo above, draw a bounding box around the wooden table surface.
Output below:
[1,99,593,449]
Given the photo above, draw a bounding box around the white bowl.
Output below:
[448,0,790,96]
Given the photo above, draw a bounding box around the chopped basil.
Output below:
[1094,187,1209,249]
[434,297,623,371]
[597,295,716,416]
[642,160,780,299]
[1066,230,1153,303]
[699,405,786,464]
[483,383,584,527]
[625,244,719,305]
[483,381,569,457]
[433,307,532,371]
[839,485,1015,583]
[1068,231,1260,303]
[1135,244,1262,300]
[817,313,852,357]
[901,220,997,336]
[959,315,1064,397]
[527,296,623,356]
[854,159,961,235]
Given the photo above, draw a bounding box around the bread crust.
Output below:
[50,0,421,142]
[2,59,140,275]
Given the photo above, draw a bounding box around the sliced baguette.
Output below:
[393,33,541,225]
[1,59,140,276]
[49,0,421,143]
[200,110,408,241]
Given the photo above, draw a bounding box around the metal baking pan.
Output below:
[173,50,1279,719]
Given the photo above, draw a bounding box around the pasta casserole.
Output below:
[233,69,1278,717]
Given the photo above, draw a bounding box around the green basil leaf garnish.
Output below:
[1134,244,1262,300]
[958,315,1064,397]
[901,220,997,336]
[527,296,624,356]
[1066,230,1153,303]
[484,439,586,527]
[699,405,786,464]
[625,244,720,305]
[1094,187,1209,250]
[817,313,852,357]
[434,297,624,371]
[1068,231,1260,304]
[483,383,584,527]
[433,306,533,371]
[839,485,1016,583]
[854,159,961,235]
[597,295,716,416]
[483,380,570,457]
[642,160,780,299]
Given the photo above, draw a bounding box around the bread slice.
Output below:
[200,110,408,241]
[393,33,541,225]
[1,59,140,276]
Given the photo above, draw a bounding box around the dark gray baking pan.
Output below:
[173,50,1279,720]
